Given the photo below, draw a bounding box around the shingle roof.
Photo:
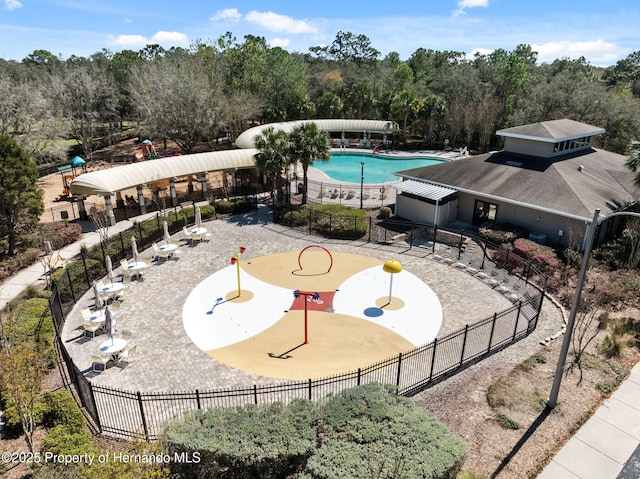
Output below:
[496,119,605,143]
[395,148,638,219]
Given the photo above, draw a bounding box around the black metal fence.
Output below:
[48,208,546,440]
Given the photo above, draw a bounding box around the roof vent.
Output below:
[578,165,584,171]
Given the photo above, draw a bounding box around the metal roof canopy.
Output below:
[235,119,398,149]
[69,148,258,196]
[393,179,457,201]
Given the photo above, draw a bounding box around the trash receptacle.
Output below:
[297,183,304,194]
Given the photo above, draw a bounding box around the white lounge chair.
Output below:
[91,353,110,372]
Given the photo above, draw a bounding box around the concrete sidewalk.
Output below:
[0,211,159,311]
[538,362,640,478]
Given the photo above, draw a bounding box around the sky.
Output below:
[1,0,639,67]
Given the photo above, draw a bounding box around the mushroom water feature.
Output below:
[382,259,402,307]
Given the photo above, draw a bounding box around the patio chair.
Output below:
[183,226,191,240]
[120,329,132,341]
[82,320,103,338]
[454,252,472,269]
[171,248,183,260]
[117,342,137,369]
[120,258,129,269]
[91,353,111,372]
[191,233,202,244]
[116,277,131,301]
[203,232,212,242]
[81,308,92,320]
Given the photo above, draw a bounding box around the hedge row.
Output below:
[276,204,368,239]
[165,383,468,479]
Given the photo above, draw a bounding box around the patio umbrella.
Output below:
[105,255,113,282]
[92,280,103,309]
[131,236,139,263]
[195,206,202,228]
[104,306,115,344]
[163,220,171,243]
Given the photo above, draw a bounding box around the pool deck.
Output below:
[303,148,461,208]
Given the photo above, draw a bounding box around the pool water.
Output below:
[313,152,445,184]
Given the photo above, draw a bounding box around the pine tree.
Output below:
[0,134,44,256]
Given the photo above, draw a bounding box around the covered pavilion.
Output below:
[69,119,398,224]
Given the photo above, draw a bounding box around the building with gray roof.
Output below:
[393,119,638,248]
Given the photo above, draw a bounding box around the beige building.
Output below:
[393,119,639,248]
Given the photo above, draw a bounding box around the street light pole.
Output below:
[360,162,364,209]
[547,209,600,409]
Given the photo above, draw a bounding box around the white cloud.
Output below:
[124,18,132,24]
[270,37,290,48]
[466,47,494,59]
[151,31,189,45]
[210,8,242,22]
[4,0,23,11]
[108,31,188,49]
[453,0,489,18]
[245,10,318,34]
[458,0,489,7]
[109,34,148,48]
[532,39,623,65]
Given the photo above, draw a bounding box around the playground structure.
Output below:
[134,139,158,161]
[56,156,87,200]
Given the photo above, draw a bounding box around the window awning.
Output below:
[393,179,457,201]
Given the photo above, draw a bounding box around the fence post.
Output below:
[368,217,372,243]
[512,301,523,340]
[253,385,258,404]
[458,230,464,260]
[308,378,312,401]
[137,391,149,441]
[432,225,438,253]
[357,368,361,385]
[329,212,332,235]
[65,268,76,304]
[396,352,403,388]
[119,232,125,256]
[156,212,160,230]
[80,251,90,286]
[196,389,201,409]
[459,325,469,367]
[308,209,312,234]
[429,338,438,382]
[409,223,414,250]
[487,313,497,354]
[87,382,102,433]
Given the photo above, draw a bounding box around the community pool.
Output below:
[313,152,445,184]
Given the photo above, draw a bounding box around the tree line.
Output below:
[1,31,640,164]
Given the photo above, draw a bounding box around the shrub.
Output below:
[521,353,546,371]
[0,247,42,283]
[214,198,251,215]
[486,384,505,408]
[8,297,56,368]
[40,425,99,457]
[594,270,640,308]
[165,399,318,479]
[42,390,86,433]
[306,383,468,479]
[479,221,528,246]
[496,414,519,430]
[513,238,562,273]
[378,206,392,219]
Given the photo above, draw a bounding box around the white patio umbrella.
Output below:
[195,206,202,228]
[131,236,140,263]
[104,306,115,344]
[92,280,103,309]
[163,220,171,243]
[105,255,113,282]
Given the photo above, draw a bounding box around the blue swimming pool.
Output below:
[313,152,445,184]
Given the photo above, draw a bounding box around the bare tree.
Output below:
[89,206,110,247]
[0,339,47,452]
[569,307,601,384]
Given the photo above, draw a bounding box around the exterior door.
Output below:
[472,200,498,226]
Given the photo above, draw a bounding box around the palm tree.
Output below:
[253,127,291,206]
[289,123,331,205]
[626,140,640,188]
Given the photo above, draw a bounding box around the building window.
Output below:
[472,200,498,226]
